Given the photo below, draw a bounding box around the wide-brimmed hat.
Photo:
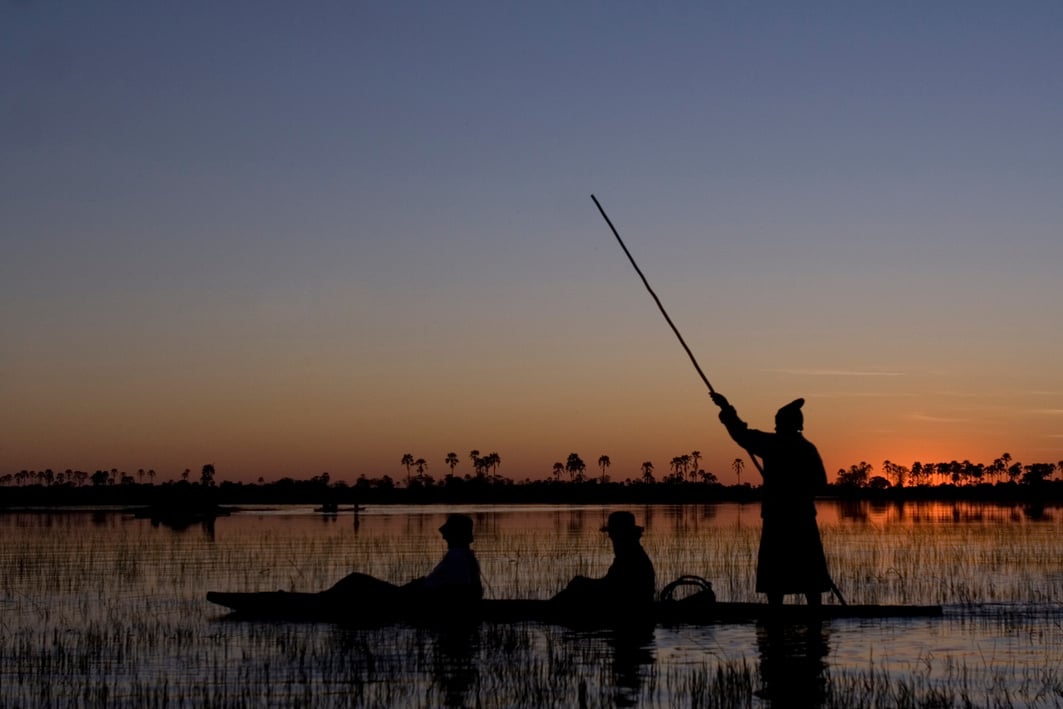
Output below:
[600,511,643,536]
[439,513,474,537]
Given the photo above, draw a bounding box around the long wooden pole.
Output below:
[591,194,716,395]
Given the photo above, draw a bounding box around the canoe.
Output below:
[206,591,943,625]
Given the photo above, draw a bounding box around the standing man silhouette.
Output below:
[711,393,832,606]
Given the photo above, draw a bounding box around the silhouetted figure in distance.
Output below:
[711,393,832,606]
[324,513,482,606]
[551,511,655,617]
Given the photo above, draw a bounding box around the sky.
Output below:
[3,1,1062,485]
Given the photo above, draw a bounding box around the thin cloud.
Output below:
[767,369,905,377]
[814,391,918,399]
[909,413,970,423]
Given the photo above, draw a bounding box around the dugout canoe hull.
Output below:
[206,591,943,625]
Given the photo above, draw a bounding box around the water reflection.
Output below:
[755,620,830,708]
[818,499,1061,526]
[566,625,657,707]
[608,625,656,707]
[430,625,480,708]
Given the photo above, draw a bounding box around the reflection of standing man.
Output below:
[710,393,832,606]
[755,619,830,704]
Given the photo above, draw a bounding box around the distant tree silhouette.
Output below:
[445,452,460,475]
[401,453,415,485]
[882,460,909,487]
[690,451,702,481]
[666,456,687,483]
[597,455,611,483]
[732,458,744,486]
[565,453,586,482]
[200,464,216,486]
[667,454,692,481]
[1022,463,1056,487]
[836,461,873,487]
[552,462,565,481]
[640,461,654,483]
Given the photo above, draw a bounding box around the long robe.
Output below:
[719,408,832,596]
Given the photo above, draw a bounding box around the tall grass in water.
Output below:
[1,503,1062,707]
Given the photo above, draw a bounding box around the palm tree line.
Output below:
[837,454,1063,488]
[3,452,1061,490]
[0,465,215,488]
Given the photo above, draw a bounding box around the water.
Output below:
[1,502,1062,707]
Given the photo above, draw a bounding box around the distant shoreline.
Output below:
[2,479,1061,509]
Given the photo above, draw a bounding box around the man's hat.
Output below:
[600,510,643,536]
[776,398,805,430]
[439,514,474,536]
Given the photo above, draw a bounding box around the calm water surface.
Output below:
[1,502,1061,707]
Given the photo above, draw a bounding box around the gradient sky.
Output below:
[4,2,1062,484]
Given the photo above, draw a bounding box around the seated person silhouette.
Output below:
[551,511,656,616]
[323,513,483,606]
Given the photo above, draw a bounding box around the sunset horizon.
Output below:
[5,3,1061,489]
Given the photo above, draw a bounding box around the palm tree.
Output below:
[401,453,415,485]
[679,454,692,480]
[698,469,718,484]
[597,455,611,483]
[469,450,483,478]
[552,462,565,481]
[669,457,682,478]
[640,461,655,483]
[445,452,460,475]
[732,458,744,485]
[565,453,586,482]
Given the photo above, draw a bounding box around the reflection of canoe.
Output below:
[312,505,365,514]
[206,591,943,625]
[130,505,233,529]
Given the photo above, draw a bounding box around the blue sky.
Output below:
[3,2,1062,482]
